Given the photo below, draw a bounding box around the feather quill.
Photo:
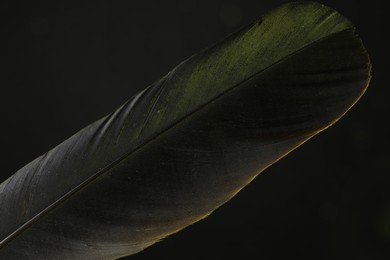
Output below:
[0,2,370,259]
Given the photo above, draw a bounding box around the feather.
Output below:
[0,2,371,259]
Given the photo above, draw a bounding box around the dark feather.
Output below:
[0,2,371,259]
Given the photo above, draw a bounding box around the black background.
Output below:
[0,0,389,259]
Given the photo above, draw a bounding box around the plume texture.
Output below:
[0,2,371,259]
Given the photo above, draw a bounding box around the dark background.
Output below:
[0,0,388,259]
